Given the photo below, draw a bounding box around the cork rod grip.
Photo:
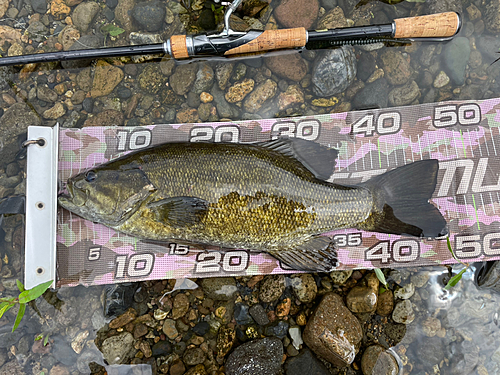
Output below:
[224,28,307,56]
[393,12,460,38]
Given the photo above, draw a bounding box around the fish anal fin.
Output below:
[147,196,208,228]
[258,138,338,181]
[269,236,338,272]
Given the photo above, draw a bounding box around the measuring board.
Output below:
[24,97,500,288]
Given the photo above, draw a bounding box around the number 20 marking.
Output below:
[194,251,249,274]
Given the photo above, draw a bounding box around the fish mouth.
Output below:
[58,181,87,208]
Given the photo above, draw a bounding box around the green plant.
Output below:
[101,24,125,37]
[374,268,388,293]
[35,332,51,346]
[0,280,53,332]
[211,3,225,26]
[444,237,470,290]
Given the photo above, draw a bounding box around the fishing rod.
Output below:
[0,0,460,67]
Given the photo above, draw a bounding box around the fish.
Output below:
[58,138,447,272]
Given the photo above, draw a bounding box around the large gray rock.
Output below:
[226,337,283,375]
[201,278,237,301]
[443,37,471,86]
[312,46,356,97]
[72,2,100,32]
[101,332,135,365]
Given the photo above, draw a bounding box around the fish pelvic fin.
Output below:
[269,236,338,272]
[358,159,447,238]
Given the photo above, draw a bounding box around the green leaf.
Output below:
[444,268,467,290]
[101,24,125,37]
[18,280,53,304]
[12,303,26,332]
[379,286,386,294]
[447,237,459,261]
[374,268,388,288]
[0,302,14,319]
[16,280,25,293]
[35,334,43,341]
[43,333,50,346]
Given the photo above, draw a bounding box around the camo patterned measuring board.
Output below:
[53,98,500,287]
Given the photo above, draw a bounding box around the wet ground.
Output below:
[2,0,500,374]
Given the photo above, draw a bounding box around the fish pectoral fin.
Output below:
[147,196,208,228]
[257,138,338,181]
[269,236,338,272]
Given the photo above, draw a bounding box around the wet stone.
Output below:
[172,293,190,319]
[265,53,307,82]
[346,286,377,313]
[139,64,167,94]
[410,272,430,288]
[274,0,319,29]
[193,321,210,336]
[265,320,289,339]
[130,1,165,32]
[394,283,415,300]
[392,300,415,325]
[376,289,394,316]
[443,37,471,85]
[185,364,208,375]
[91,60,124,98]
[101,332,135,365]
[133,323,148,339]
[353,78,389,110]
[259,275,285,303]
[192,63,214,94]
[234,303,254,325]
[183,347,206,366]
[312,46,357,97]
[170,64,197,96]
[433,71,450,88]
[330,270,353,285]
[416,336,444,368]
[201,277,237,301]
[291,274,317,304]
[303,293,362,367]
[361,345,399,375]
[162,318,179,339]
[37,85,58,102]
[249,304,269,326]
[225,78,254,103]
[422,317,441,337]
[225,337,283,375]
[170,360,186,375]
[215,62,234,90]
[380,50,412,86]
[388,80,420,107]
[243,79,277,113]
[278,84,304,110]
[72,1,100,33]
[151,340,171,357]
[285,348,329,375]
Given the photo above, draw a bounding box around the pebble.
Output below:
[346,286,377,313]
[183,347,206,366]
[410,272,430,288]
[200,92,213,103]
[109,308,137,329]
[380,50,412,86]
[243,79,277,113]
[330,270,353,285]
[265,53,307,82]
[201,277,237,301]
[274,0,319,29]
[394,283,415,300]
[72,2,100,32]
[130,1,166,32]
[259,275,285,303]
[376,289,394,316]
[151,340,172,356]
[170,64,197,96]
[42,102,66,119]
[100,332,135,365]
[215,62,234,90]
[361,345,399,375]
[291,274,317,304]
[192,63,215,94]
[249,304,269,326]
[265,320,289,339]
[193,321,210,336]
[37,86,58,103]
[225,78,255,103]
[392,300,415,324]
[225,337,283,375]
[303,293,362,366]
[312,46,357,97]
[443,37,471,85]
[353,78,389,110]
[289,326,303,350]
[422,316,441,337]
[172,293,190,319]
[234,303,254,325]
[90,60,124,98]
[278,84,304,110]
[31,0,47,13]
[433,71,451,88]
[285,349,330,375]
[139,64,167,94]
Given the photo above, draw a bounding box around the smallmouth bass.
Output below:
[58,138,447,272]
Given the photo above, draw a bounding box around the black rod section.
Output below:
[0,43,166,67]
[306,24,394,48]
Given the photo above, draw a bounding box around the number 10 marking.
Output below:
[115,253,155,279]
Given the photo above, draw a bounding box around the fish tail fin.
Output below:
[358,159,447,238]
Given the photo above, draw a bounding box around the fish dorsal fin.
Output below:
[257,138,338,181]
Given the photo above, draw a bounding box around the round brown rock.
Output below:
[346,286,377,313]
[274,0,319,29]
[376,289,394,316]
[361,345,399,375]
[259,275,285,303]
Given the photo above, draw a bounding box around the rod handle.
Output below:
[393,12,460,38]
[224,28,307,56]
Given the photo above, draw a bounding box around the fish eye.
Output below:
[85,170,97,182]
